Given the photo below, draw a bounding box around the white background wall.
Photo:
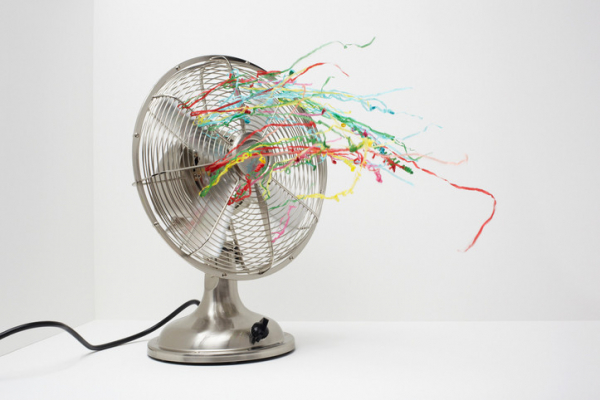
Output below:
[0,0,94,356]
[93,0,600,322]
[3,0,597,359]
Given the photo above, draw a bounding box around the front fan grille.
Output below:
[133,56,326,279]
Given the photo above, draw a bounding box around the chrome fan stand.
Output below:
[147,274,294,364]
[134,55,325,364]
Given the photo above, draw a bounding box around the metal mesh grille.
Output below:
[133,56,326,279]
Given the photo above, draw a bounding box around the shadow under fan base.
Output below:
[146,275,295,364]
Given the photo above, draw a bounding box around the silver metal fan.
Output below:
[133,56,326,363]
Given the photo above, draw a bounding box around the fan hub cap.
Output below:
[234,138,270,178]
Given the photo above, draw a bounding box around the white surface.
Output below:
[1,320,599,399]
[0,0,94,356]
[92,0,600,321]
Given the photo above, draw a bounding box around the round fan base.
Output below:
[146,275,295,364]
[147,332,295,364]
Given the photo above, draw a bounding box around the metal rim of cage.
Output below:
[132,55,327,280]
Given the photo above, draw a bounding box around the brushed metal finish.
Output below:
[147,275,295,363]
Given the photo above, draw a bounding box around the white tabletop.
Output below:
[1,321,599,399]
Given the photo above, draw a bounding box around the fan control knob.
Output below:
[250,318,269,344]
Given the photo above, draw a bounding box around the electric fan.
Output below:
[132,56,326,363]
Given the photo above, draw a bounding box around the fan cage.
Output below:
[133,56,326,280]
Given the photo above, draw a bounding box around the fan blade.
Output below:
[183,173,238,259]
[254,184,274,272]
[149,96,229,162]
[269,177,319,224]
[225,184,276,274]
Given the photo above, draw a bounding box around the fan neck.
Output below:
[197,275,249,318]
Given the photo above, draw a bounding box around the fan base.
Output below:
[147,332,294,364]
[147,275,295,364]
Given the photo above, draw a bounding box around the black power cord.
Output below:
[0,299,200,351]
